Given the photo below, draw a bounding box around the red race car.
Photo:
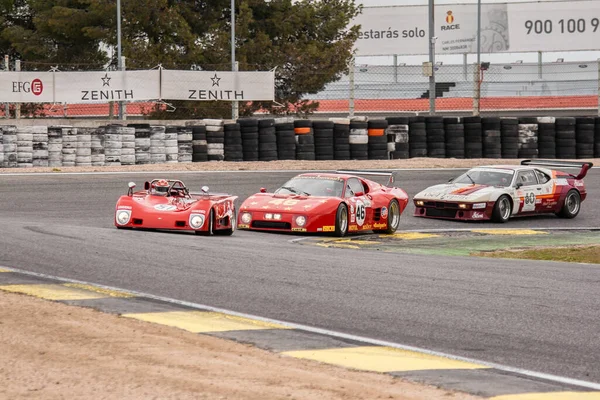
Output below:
[237,171,409,236]
[115,178,237,235]
[413,160,593,222]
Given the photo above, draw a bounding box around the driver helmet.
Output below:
[153,179,170,195]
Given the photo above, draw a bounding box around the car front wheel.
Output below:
[491,195,512,223]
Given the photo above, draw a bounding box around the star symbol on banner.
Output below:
[101,73,111,87]
[211,73,221,87]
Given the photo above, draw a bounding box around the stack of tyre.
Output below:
[481,117,502,159]
[444,117,464,159]
[275,120,296,160]
[16,127,33,168]
[75,127,92,167]
[463,116,482,158]
[104,126,122,166]
[190,124,208,163]
[294,120,315,160]
[386,117,409,159]
[331,119,351,160]
[129,124,151,165]
[408,117,427,158]
[575,117,595,159]
[32,126,49,167]
[500,118,519,159]
[47,126,63,167]
[596,118,600,157]
[555,117,576,159]
[164,126,179,163]
[258,119,278,161]
[91,127,105,166]
[366,119,388,160]
[518,117,538,159]
[224,123,243,162]
[238,118,259,161]
[120,126,136,165]
[204,119,225,161]
[313,120,335,160]
[425,116,445,158]
[149,125,167,164]
[537,117,556,159]
[349,120,368,160]
[176,126,193,163]
[2,126,17,168]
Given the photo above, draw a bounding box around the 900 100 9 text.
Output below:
[524,18,599,35]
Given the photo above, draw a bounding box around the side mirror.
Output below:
[354,191,364,197]
[260,187,267,193]
[201,186,209,194]
[144,181,150,190]
[128,182,136,196]
[515,182,523,189]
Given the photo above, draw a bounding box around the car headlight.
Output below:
[265,213,273,220]
[116,210,131,225]
[273,213,282,220]
[472,202,487,209]
[189,214,205,229]
[295,216,306,227]
[241,212,252,224]
[415,200,424,206]
[458,204,468,209]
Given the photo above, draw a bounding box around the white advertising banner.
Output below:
[160,70,275,101]
[54,70,160,103]
[354,0,600,56]
[0,72,55,103]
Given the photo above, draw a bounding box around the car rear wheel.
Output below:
[557,190,581,219]
[195,209,214,236]
[375,199,401,234]
[492,195,511,223]
[335,203,348,237]
[215,208,236,236]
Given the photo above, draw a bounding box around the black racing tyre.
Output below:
[215,208,236,236]
[196,208,214,236]
[335,203,349,237]
[492,195,512,223]
[374,199,401,234]
[557,190,581,219]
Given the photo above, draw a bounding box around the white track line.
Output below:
[2,265,599,391]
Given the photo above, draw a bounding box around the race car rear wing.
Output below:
[521,159,594,180]
[336,170,397,187]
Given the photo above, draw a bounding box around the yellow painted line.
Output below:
[0,268,11,272]
[490,392,600,400]
[64,283,135,298]
[122,311,292,333]
[0,284,110,300]
[385,232,441,240]
[472,229,548,236]
[333,239,379,245]
[282,346,488,373]
[316,243,360,250]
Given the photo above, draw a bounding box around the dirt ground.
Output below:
[1,158,597,399]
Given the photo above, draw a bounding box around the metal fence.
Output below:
[1,59,599,118]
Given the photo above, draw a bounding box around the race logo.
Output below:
[81,73,134,101]
[12,78,44,96]
[445,11,454,24]
[355,200,366,226]
[188,73,244,100]
[381,206,388,219]
[472,212,485,219]
[154,204,177,211]
[442,10,460,30]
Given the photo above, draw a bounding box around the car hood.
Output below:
[415,183,503,202]
[131,194,201,212]
[241,193,339,213]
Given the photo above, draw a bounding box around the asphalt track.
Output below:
[0,168,599,386]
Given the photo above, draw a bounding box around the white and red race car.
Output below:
[413,160,593,222]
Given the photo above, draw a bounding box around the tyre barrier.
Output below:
[0,116,598,168]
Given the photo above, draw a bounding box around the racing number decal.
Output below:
[522,191,536,212]
[268,199,299,206]
[355,200,366,226]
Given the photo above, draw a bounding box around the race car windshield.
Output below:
[275,177,344,197]
[453,170,514,187]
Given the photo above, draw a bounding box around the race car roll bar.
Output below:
[521,159,594,180]
[336,170,397,187]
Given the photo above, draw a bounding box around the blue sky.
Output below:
[354,0,600,65]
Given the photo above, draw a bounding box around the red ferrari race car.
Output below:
[413,160,593,222]
[237,171,409,236]
[114,178,237,235]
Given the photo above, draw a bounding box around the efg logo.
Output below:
[442,10,460,30]
[12,78,44,96]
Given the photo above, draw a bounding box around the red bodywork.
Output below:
[237,172,409,234]
[115,179,237,234]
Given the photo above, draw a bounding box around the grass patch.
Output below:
[475,245,600,264]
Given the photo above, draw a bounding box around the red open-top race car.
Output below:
[114,179,237,235]
[237,171,409,236]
